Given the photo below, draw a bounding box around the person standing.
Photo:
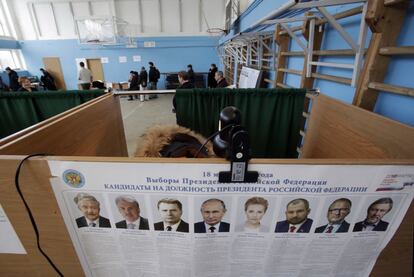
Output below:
[5,67,19,91]
[208,63,218,88]
[139,66,148,101]
[40,68,57,90]
[78,62,93,90]
[128,71,140,101]
[148,61,160,99]
[187,64,195,85]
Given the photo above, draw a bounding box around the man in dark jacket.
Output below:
[187,64,195,85]
[208,64,218,88]
[154,198,189,232]
[353,198,393,232]
[148,61,160,99]
[5,67,19,91]
[128,71,140,101]
[172,71,194,113]
[139,66,148,89]
[275,198,313,233]
[139,66,148,101]
[40,68,57,90]
[315,198,351,233]
[115,195,149,230]
[215,70,229,88]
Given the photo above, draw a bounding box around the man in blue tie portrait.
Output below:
[115,195,149,230]
[315,198,351,233]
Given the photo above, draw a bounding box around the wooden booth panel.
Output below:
[371,201,413,276]
[0,157,83,276]
[301,94,414,159]
[0,95,104,147]
[0,94,128,157]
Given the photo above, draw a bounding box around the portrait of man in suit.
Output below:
[275,198,313,233]
[154,198,189,232]
[115,195,149,230]
[74,193,111,228]
[315,198,352,233]
[194,198,230,233]
[353,197,393,232]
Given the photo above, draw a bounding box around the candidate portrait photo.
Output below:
[194,197,231,233]
[153,197,189,232]
[73,192,111,228]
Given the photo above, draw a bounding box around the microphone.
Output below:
[213,106,242,158]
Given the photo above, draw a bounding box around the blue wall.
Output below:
[374,4,414,126]
[0,38,20,49]
[20,36,220,90]
[222,0,414,127]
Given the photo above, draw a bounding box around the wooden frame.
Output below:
[0,94,128,157]
[301,93,414,158]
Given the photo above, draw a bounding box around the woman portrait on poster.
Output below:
[236,197,269,232]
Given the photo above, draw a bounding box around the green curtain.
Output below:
[0,90,106,139]
[176,88,306,158]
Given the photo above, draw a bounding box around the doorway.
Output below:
[43,57,66,90]
[86,59,104,81]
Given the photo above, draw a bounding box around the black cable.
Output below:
[14,153,64,277]
[194,124,233,158]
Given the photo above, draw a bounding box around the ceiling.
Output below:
[10,0,228,40]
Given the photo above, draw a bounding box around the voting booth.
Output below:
[0,92,413,276]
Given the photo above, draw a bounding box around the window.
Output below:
[0,0,16,38]
[0,50,25,70]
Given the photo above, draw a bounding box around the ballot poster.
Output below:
[238,66,262,88]
[48,161,414,277]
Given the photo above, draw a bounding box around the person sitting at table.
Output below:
[18,77,37,92]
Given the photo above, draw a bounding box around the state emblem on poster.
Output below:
[62,170,85,188]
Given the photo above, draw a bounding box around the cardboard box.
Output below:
[111,82,129,90]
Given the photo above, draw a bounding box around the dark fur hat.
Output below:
[135,125,214,158]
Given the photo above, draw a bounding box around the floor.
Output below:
[119,94,176,156]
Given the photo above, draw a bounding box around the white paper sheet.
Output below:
[0,204,26,254]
